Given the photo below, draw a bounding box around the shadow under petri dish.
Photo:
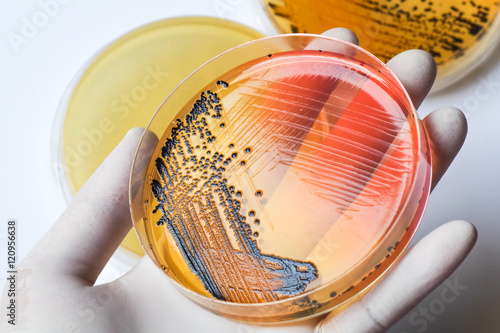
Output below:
[58,16,264,256]
[131,34,432,323]
[261,0,500,91]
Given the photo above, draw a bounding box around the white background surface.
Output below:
[1,1,500,332]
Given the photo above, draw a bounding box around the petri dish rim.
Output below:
[130,33,432,323]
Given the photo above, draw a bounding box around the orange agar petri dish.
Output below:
[130,34,432,323]
[261,0,500,92]
[55,16,263,256]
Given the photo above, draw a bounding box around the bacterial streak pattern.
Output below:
[150,86,318,303]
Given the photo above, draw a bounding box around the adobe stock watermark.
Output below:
[401,277,468,333]
[5,220,17,326]
[7,0,74,54]
[454,74,500,114]
[62,275,133,333]
[236,324,257,333]
[57,64,168,177]
[213,0,244,18]
[307,231,340,265]
[349,20,383,50]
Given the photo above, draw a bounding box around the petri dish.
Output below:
[260,0,500,92]
[55,16,264,256]
[130,34,432,323]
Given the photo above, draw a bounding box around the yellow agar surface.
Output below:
[61,17,264,255]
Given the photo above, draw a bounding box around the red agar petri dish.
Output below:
[130,34,432,323]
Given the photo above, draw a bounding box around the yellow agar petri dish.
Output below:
[130,34,432,323]
[261,0,500,91]
[58,16,264,255]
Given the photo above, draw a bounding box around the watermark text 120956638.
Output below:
[6,220,17,325]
